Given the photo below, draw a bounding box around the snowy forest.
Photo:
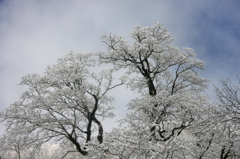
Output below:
[0,23,240,159]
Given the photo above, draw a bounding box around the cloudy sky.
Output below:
[0,0,240,134]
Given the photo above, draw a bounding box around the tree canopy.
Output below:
[1,23,240,159]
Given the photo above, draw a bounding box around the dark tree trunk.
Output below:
[68,134,88,156]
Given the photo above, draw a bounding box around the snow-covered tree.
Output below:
[98,23,210,158]
[0,133,37,159]
[0,52,125,157]
[213,77,240,158]
[3,23,238,158]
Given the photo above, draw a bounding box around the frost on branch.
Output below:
[2,23,238,158]
[212,77,240,158]
[99,22,209,144]
[0,52,125,157]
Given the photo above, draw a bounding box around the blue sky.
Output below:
[0,0,240,134]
